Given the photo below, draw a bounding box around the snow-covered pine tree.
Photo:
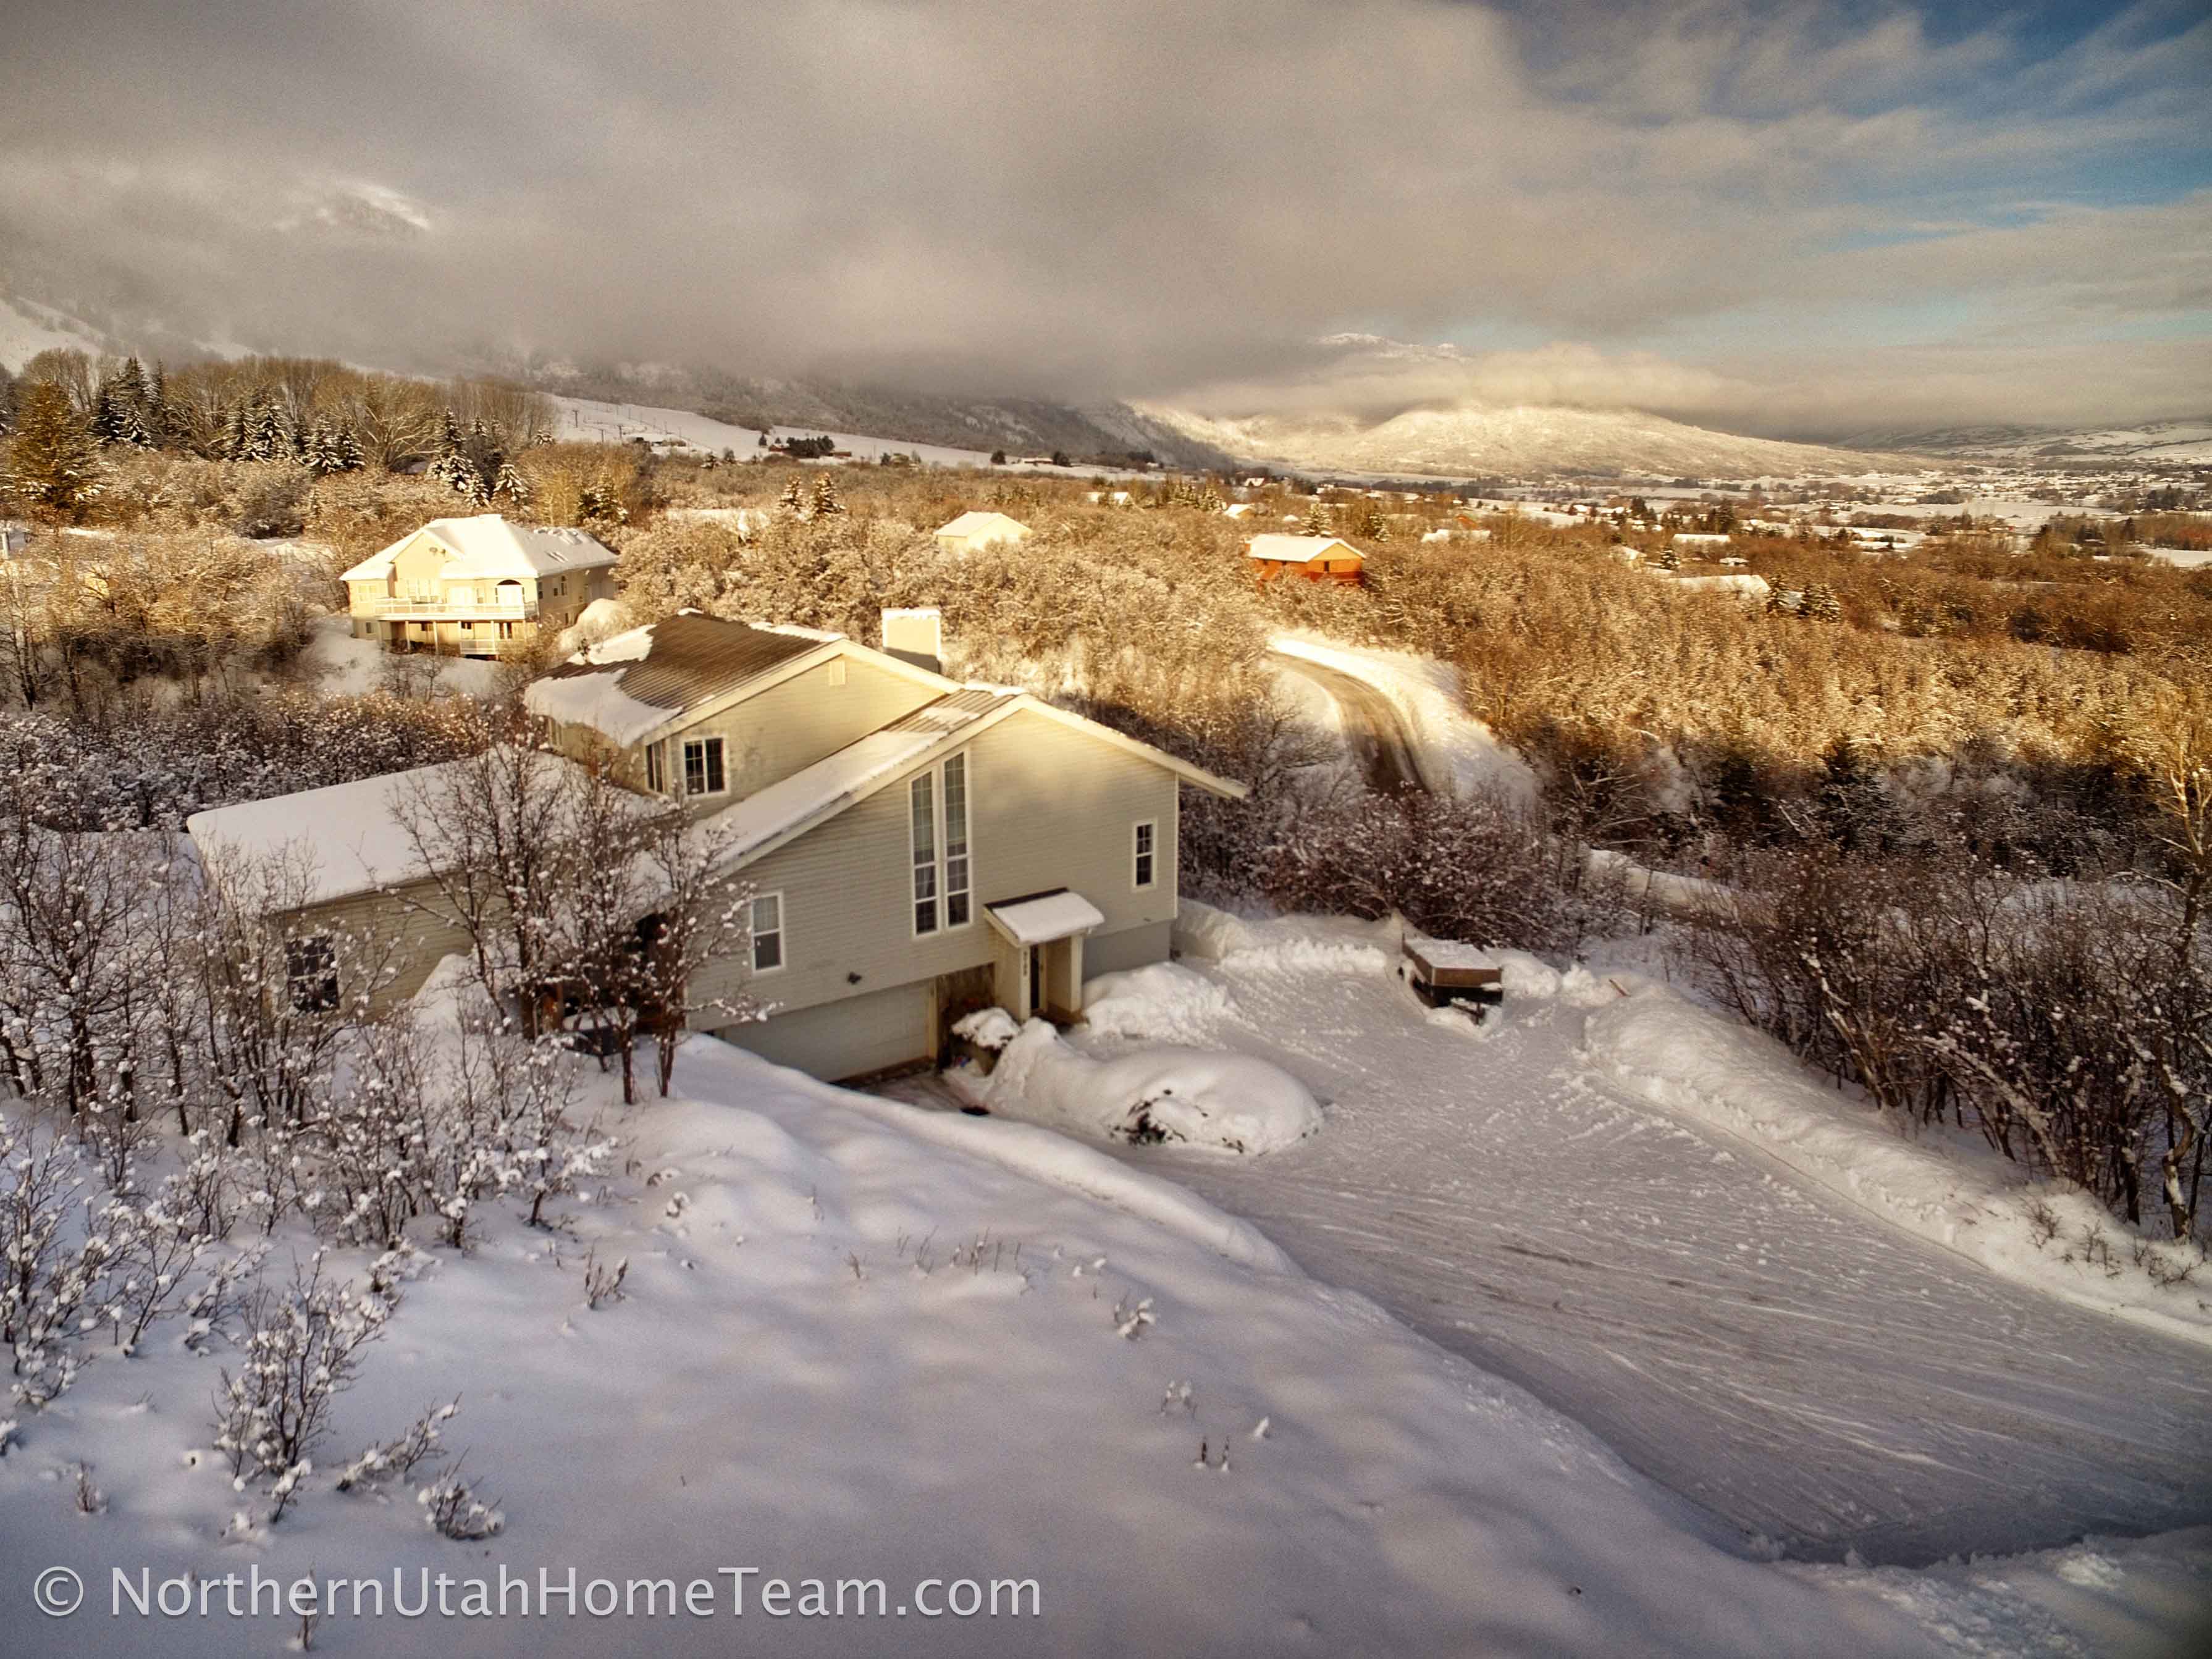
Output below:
[1654,542,1681,571]
[492,459,533,509]
[778,476,804,513]
[333,423,366,472]
[1299,500,1332,537]
[810,473,844,516]
[242,399,289,464]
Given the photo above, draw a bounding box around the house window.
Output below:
[497,621,516,640]
[911,771,938,934]
[751,892,784,972]
[943,752,970,927]
[910,755,975,936]
[683,736,726,796]
[458,620,473,632]
[285,936,339,1013]
[646,742,666,794]
[1134,820,1156,889]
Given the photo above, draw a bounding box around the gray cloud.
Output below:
[1,1,2206,436]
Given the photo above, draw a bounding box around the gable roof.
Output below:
[702,686,1245,874]
[935,511,1030,541]
[1246,534,1362,565]
[183,750,607,909]
[341,516,619,584]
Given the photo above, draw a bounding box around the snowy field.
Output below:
[965,909,2212,1587]
[2,996,2136,1657]
[550,396,996,468]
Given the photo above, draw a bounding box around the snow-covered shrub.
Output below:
[336,1398,460,1494]
[419,1463,503,1540]
[212,1253,393,1521]
[1259,784,1600,957]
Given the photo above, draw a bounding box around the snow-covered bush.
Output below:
[335,1397,460,1494]
[212,1253,393,1521]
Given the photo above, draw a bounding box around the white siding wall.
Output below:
[288,877,474,1014]
[659,655,938,812]
[689,707,1181,1053]
[717,981,933,1081]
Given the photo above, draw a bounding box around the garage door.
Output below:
[717,981,933,1082]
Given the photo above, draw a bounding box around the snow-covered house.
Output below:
[932,511,1032,556]
[1246,534,1365,586]
[340,514,620,658]
[520,611,1243,1076]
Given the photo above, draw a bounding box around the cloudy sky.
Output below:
[2,0,2206,437]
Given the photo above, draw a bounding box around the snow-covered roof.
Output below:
[1246,535,1362,564]
[700,689,1019,869]
[341,516,620,584]
[934,511,1030,543]
[184,750,599,909]
[986,889,1106,946]
[526,612,841,746]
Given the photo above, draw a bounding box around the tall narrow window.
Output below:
[1133,820,1156,889]
[646,741,666,795]
[751,892,784,972]
[943,752,970,928]
[683,736,726,797]
[910,772,938,933]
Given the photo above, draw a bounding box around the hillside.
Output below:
[508,360,1238,470]
[1857,418,2212,464]
[1137,400,1903,481]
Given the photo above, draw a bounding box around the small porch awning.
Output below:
[985,889,1105,946]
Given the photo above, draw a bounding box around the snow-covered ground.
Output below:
[301,615,507,697]
[9,1002,2114,1657]
[2145,545,2212,570]
[1011,910,2212,1577]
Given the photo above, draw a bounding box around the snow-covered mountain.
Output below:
[0,293,124,368]
[1138,400,1897,481]
[1857,419,2212,464]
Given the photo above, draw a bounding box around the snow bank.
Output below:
[1082,962,1235,1041]
[964,1018,1322,1155]
[1271,631,1538,803]
[1582,985,2212,1350]
[555,595,629,653]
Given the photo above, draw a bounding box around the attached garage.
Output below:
[717,979,935,1082]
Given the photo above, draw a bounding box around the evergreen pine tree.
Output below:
[334,424,365,472]
[492,459,534,508]
[810,473,844,516]
[778,476,804,513]
[1300,500,1332,537]
[4,382,105,519]
[1655,542,1681,572]
[1802,582,1841,622]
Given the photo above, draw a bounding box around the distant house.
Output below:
[1671,532,1733,549]
[933,511,1032,557]
[1246,534,1364,586]
[341,514,619,658]
[1221,502,1258,520]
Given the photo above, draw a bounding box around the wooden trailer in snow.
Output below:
[1400,934,1503,1014]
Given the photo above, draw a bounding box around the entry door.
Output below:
[1027,946,1042,1017]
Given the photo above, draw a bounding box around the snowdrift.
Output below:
[961,1017,1321,1155]
[1582,985,2212,1350]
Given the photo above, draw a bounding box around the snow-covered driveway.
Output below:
[1085,938,2212,1567]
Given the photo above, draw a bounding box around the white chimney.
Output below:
[880,607,944,676]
